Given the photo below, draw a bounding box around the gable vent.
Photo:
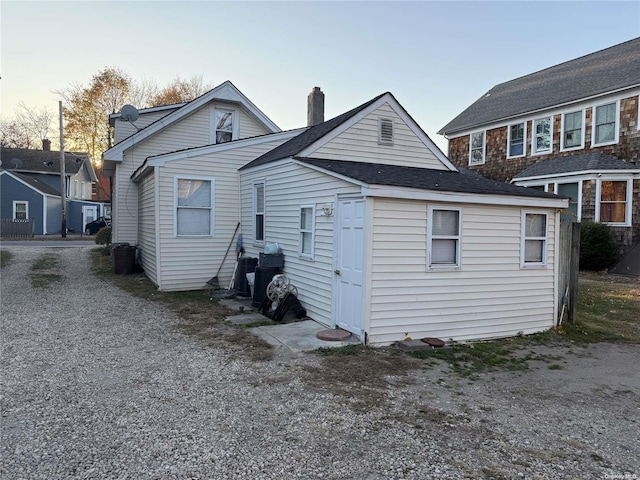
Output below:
[378,118,393,145]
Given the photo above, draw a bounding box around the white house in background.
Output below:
[103,82,568,345]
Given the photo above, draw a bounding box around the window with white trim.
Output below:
[533,117,552,154]
[469,131,485,165]
[507,122,526,158]
[214,109,235,144]
[593,102,618,146]
[598,179,630,225]
[561,110,584,150]
[253,181,265,242]
[378,118,393,145]
[556,182,580,219]
[81,181,86,199]
[427,207,461,269]
[74,180,79,198]
[175,177,214,236]
[521,212,547,267]
[13,201,28,220]
[299,205,315,258]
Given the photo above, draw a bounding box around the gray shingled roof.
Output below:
[514,152,640,179]
[3,170,62,196]
[439,37,640,135]
[240,93,388,170]
[295,157,563,200]
[0,148,88,175]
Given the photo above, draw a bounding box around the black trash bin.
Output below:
[252,266,280,308]
[235,257,258,297]
[112,243,136,274]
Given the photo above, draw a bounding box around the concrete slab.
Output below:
[251,320,361,353]
[226,313,267,325]
[219,298,254,312]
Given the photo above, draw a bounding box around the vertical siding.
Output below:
[113,102,271,245]
[367,199,557,345]
[155,138,292,291]
[138,171,157,285]
[240,163,361,326]
[310,103,448,170]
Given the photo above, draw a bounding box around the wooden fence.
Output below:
[557,215,580,324]
[1,218,35,238]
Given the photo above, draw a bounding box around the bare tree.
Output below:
[15,102,55,143]
[0,118,33,148]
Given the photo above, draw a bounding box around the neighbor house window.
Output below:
[521,212,547,267]
[74,180,79,198]
[556,182,581,220]
[593,102,618,145]
[561,110,584,150]
[427,206,461,269]
[507,122,526,158]
[214,109,235,144]
[469,131,485,165]
[598,179,630,225]
[253,181,265,242]
[533,117,552,154]
[299,205,315,258]
[13,201,28,220]
[81,181,86,199]
[175,177,214,236]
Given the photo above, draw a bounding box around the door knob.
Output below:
[334,269,341,275]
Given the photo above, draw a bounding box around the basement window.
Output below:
[378,118,394,145]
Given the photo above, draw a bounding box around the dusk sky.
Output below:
[2,1,639,152]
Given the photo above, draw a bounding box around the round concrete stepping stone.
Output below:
[316,329,351,341]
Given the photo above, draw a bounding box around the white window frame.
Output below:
[468,131,485,166]
[554,180,583,221]
[253,180,265,244]
[595,178,632,226]
[506,122,527,159]
[299,204,315,259]
[74,179,79,198]
[377,118,394,145]
[210,107,239,144]
[13,200,29,220]
[591,100,620,147]
[560,109,585,151]
[81,181,86,199]
[427,205,462,271]
[520,210,548,268]
[637,95,640,131]
[173,176,215,237]
[532,117,552,155]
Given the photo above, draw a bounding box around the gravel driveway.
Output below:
[1,246,639,479]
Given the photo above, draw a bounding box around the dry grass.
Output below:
[90,249,273,361]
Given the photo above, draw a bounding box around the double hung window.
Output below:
[254,181,265,242]
[521,212,547,267]
[598,180,629,224]
[299,205,315,258]
[428,207,461,269]
[175,178,214,236]
[214,109,234,144]
[508,122,526,158]
[561,111,583,149]
[533,117,552,154]
[469,131,485,165]
[593,102,618,145]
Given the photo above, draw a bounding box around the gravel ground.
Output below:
[1,246,639,479]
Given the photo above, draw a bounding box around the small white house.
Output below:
[103,83,568,345]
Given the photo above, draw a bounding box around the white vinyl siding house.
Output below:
[240,161,361,326]
[368,200,558,344]
[138,172,157,285]
[310,103,449,170]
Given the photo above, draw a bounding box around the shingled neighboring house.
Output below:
[439,37,640,254]
[0,142,109,235]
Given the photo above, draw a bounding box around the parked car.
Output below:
[85,217,110,235]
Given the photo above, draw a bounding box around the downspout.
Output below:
[154,166,162,290]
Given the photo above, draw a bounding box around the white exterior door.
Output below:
[333,197,365,336]
[82,206,98,231]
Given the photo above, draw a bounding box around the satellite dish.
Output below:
[11,158,23,169]
[119,104,139,123]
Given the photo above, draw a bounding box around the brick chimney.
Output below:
[307,87,324,127]
[42,139,51,151]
